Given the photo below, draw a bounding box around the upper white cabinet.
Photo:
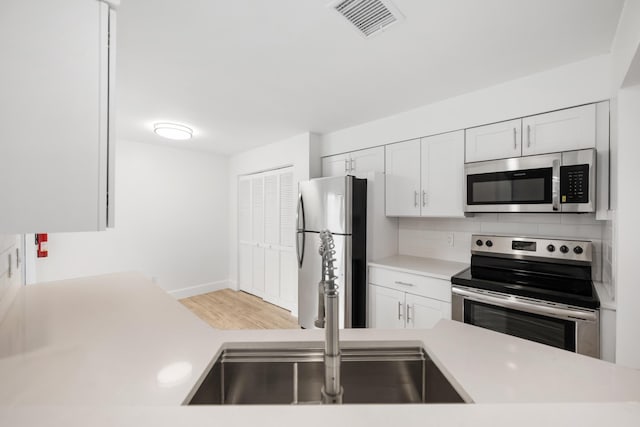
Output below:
[385,132,464,217]
[522,104,596,156]
[321,153,350,177]
[0,0,116,233]
[385,140,422,216]
[465,119,522,162]
[321,147,384,178]
[465,104,598,163]
[420,131,465,217]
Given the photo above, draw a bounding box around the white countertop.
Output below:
[368,255,468,280]
[1,272,639,425]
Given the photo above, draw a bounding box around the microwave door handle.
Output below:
[552,159,560,211]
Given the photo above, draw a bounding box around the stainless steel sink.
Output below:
[189,345,466,405]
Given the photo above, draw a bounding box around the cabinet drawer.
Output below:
[369,267,451,303]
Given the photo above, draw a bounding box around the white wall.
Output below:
[33,140,229,298]
[321,54,611,155]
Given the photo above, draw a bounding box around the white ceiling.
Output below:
[116,0,624,155]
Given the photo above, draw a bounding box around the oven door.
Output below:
[464,153,561,213]
[451,286,599,358]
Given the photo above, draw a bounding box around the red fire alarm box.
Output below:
[36,233,48,258]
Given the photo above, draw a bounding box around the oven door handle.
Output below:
[451,286,597,322]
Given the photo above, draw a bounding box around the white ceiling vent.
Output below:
[330,0,404,38]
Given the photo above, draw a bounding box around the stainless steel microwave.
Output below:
[464,149,596,213]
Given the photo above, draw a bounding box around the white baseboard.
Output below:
[168,280,230,299]
[227,280,239,291]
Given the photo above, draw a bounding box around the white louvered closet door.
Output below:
[237,167,296,313]
[278,171,296,312]
[263,174,280,304]
[251,177,265,296]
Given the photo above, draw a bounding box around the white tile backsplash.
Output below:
[398,213,607,283]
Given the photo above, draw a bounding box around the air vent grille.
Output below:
[332,0,403,37]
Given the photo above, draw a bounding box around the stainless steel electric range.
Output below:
[451,235,600,358]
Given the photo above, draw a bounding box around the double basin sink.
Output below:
[189,344,466,405]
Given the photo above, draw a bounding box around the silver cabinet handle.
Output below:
[527,124,531,147]
[7,254,12,279]
[397,301,403,320]
[344,159,349,172]
[414,191,419,207]
[406,304,412,323]
[422,190,427,207]
[394,281,414,287]
[513,127,517,150]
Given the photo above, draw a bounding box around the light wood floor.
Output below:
[180,289,300,330]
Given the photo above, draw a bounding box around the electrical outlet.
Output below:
[446,233,454,247]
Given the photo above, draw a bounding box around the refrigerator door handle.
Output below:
[296,193,306,268]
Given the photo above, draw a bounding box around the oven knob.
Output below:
[547,244,555,252]
[573,246,584,255]
[559,245,569,254]
[476,239,483,247]
[485,240,493,247]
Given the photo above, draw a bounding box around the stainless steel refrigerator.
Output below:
[296,176,367,329]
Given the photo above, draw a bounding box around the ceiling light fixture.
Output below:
[153,122,193,140]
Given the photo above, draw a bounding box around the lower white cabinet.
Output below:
[368,266,451,329]
[369,284,450,329]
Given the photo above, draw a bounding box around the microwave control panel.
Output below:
[560,164,589,204]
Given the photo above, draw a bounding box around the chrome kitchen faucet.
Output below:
[316,230,343,404]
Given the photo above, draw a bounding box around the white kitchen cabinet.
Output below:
[321,147,384,178]
[522,104,596,156]
[321,153,351,177]
[385,140,421,216]
[465,119,522,162]
[405,293,450,329]
[368,284,406,329]
[386,133,464,218]
[0,0,117,233]
[420,131,465,217]
[368,266,451,329]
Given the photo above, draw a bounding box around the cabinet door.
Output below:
[263,247,280,305]
[251,245,265,297]
[465,119,522,162]
[350,147,385,178]
[385,140,421,216]
[321,153,350,177]
[263,175,280,245]
[406,293,450,329]
[421,131,465,217]
[0,0,114,232]
[279,249,297,313]
[238,242,253,293]
[238,178,252,242]
[522,104,596,156]
[251,177,265,243]
[368,285,406,329]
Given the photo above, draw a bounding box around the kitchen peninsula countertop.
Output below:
[368,255,468,280]
[0,272,639,425]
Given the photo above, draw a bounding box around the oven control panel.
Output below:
[471,235,592,263]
